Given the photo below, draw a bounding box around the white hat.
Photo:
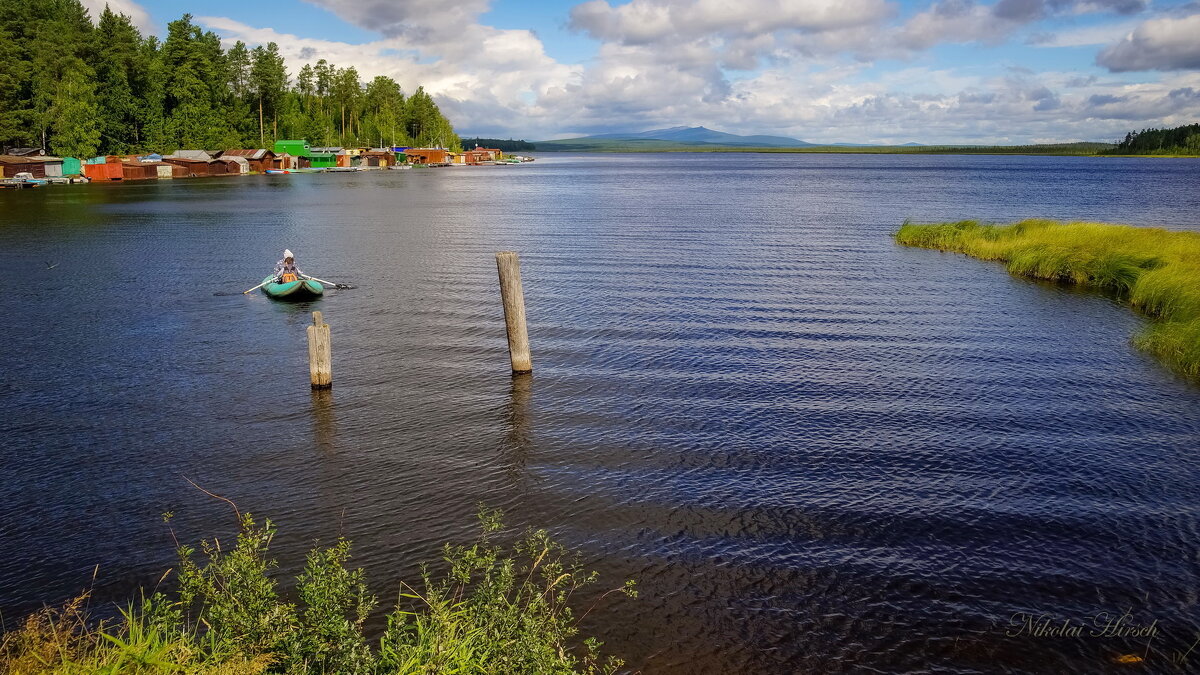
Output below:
[283,249,293,258]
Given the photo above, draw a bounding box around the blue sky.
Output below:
[89,0,1200,143]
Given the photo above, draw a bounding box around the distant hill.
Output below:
[535,126,815,151]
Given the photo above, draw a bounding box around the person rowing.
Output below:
[241,250,349,295]
[273,249,308,283]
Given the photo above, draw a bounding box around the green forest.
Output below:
[0,0,461,158]
[460,138,536,152]
[1103,123,1200,155]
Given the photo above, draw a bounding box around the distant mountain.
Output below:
[535,126,816,151]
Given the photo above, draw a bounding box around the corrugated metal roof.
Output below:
[167,150,214,161]
[221,149,273,160]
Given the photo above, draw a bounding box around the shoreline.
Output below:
[894,219,1200,381]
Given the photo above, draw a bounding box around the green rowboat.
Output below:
[261,275,324,300]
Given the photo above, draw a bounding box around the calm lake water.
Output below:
[3,153,1200,673]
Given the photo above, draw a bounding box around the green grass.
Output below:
[0,508,635,674]
[894,219,1200,381]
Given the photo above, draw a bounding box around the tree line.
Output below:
[1104,123,1200,156]
[0,0,461,158]
[460,138,535,152]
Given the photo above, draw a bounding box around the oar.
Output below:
[242,280,269,294]
[304,276,355,289]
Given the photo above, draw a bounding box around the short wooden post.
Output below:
[307,311,332,389]
[495,251,532,374]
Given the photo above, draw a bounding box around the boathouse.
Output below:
[162,157,216,177]
[0,155,48,178]
[82,157,124,181]
[476,147,503,161]
[360,149,395,167]
[463,149,493,165]
[216,155,249,174]
[309,147,342,168]
[120,161,162,180]
[273,140,311,158]
[221,149,276,173]
[404,148,449,165]
[39,156,84,177]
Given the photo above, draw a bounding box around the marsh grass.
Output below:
[0,508,635,674]
[894,219,1200,380]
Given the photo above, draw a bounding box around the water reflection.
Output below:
[500,373,533,482]
[311,388,336,454]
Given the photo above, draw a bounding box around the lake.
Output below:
[2,153,1200,673]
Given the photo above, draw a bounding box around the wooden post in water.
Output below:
[495,251,532,374]
[307,311,332,389]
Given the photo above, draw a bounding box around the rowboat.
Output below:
[260,275,323,300]
[265,169,290,175]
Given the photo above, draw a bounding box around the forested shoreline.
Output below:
[0,0,460,159]
[1102,124,1200,156]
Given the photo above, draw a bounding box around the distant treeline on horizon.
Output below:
[1101,123,1200,156]
[459,138,536,152]
[0,0,462,159]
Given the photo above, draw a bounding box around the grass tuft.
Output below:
[894,218,1200,381]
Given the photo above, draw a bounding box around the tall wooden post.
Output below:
[495,251,532,374]
[307,311,332,389]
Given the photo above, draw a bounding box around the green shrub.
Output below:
[0,508,635,674]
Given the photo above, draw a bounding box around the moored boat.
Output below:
[260,275,324,300]
[265,169,291,175]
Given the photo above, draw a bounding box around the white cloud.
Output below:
[301,0,489,40]
[1028,17,1142,47]
[80,0,154,34]
[569,0,892,45]
[1096,12,1200,71]
[895,0,1017,50]
[197,0,1200,143]
[198,15,582,138]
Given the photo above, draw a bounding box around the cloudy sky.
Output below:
[85,0,1200,143]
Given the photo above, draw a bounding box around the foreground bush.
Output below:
[0,508,635,674]
[894,219,1200,380]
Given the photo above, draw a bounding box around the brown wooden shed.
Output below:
[404,148,449,165]
[220,149,277,173]
[0,155,48,178]
[162,158,215,177]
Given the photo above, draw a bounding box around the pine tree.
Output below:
[0,27,27,148]
[49,64,100,157]
[136,36,168,152]
[93,7,144,153]
[26,0,95,151]
[0,4,461,155]
[250,42,287,144]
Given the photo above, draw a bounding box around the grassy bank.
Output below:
[894,219,1200,380]
[0,509,635,674]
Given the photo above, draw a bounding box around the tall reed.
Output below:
[894,219,1200,380]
